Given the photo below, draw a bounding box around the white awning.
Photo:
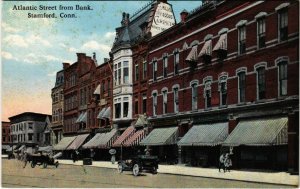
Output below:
[93,84,101,95]
[80,112,87,123]
[185,45,198,63]
[97,108,106,119]
[213,33,227,51]
[102,107,111,119]
[76,113,84,123]
[198,40,212,57]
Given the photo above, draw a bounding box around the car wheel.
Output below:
[43,162,47,168]
[117,163,123,173]
[152,167,157,174]
[132,164,139,176]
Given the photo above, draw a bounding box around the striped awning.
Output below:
[123,129,146,147]
[185,45,198,63]
[53,136,76,150]
[66,134,89,150]
[82,129,118,149]
[97,108,106,119]
[223,117,288,146]
[140,127,178,146]
[178,122,228,146]
[112,126,135,147]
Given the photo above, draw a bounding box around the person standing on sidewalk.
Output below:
[219,153,225,172]
[224,153,232,172]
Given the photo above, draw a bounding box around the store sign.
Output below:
[150,2,175,37]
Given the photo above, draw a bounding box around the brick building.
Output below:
[143,0,298,172]
[2,121,11,144]
[51,69,64,145]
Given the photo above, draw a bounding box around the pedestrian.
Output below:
[72,151,76,163]
[224,153,232,172]
[218,153,225,172]
[23,152,28,168]
[90,149,95,160]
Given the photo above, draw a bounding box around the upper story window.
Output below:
[114,64,117,86]
[135,64,139,82]
[153,60,157,81]
[238,25,246,54]
[123,101,129,118]
[257,17,266,49]
[101,80,105,95]
[277,59,288,96]
[117,62,121,85]
[174,51,179,75]
[115,102,121,119]
[191,82,198,111]
[163,56,168,78]
[278,8,288,42]
[152,92,157,116]
[143,61,147,80]
[142,95,147,114]
[256,66,266,100]
[219,76,228,106]
[162,90,168,114]
[237,71,246,103]
[204,79,212,109]
[173,87,179,113]
[123,61,129,84]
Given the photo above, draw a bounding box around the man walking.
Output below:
[219,153,225,172]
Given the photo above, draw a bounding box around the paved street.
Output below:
[2,159,293,188]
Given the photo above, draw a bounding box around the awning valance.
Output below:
[135,114,148,127]
[53,136,76,150]
[178,122,228,146]
[198,40,212,57]
[82,129,117,149]
[185,45,198,63]
[97,108,106,119]
[112,126,135,147]
[123,129,146,147]
[102,107,111,119]
[213,33,227,51]
[140,127,178,146]
[66,134,89,150]
[93,84,101,95]
[223,117,288,146]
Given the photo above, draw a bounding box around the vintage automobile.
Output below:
[117,155,159,176]
[30,152,61,168]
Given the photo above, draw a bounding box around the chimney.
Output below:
[62,62,70,70]
[180,9,189,23]
[76,53,86,63]
[93,52,97,64]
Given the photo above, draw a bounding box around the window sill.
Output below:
[236,102,246,106]
[219,105,228,109]
[204,107,212,111]
[255,99,267,104]
[277,96,287,100]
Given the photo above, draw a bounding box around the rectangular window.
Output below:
[163,91,167,114]
[135,64,139,82]
[143,61,147,80]
[37,133,40,142]
[257,18,266,48]
[28,123,33,130]
[142,95,147,114]
[115,103,121,118]
[107,80,111,96]
[257,67,266,100]
[174,88,179,113]
[191,84,198,110]
[205,90,211,108]
[114,64,118,86]
[238,26,246,54]
[238,72,246,103]
[123,102,128,117]
[163,56,168,78]
[278,9,288,41]
[101,80,105,94]
[174,52,179,75]
[135,100,138,114]
[153,94,157,116]
[153,61,157,81]
[118,62,121,85]
[279,62,288,96]
[123,61,129,84]
[220,82,227,106]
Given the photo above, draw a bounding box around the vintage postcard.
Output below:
[1,0,299,188]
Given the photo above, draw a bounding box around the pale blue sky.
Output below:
[1,1,202,121]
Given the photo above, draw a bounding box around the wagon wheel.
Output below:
[43,162,48,168]
[117,163,123,173]
[132,164,140,176]
[31,161,36,168]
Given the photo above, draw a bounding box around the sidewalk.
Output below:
[58,159,299,186]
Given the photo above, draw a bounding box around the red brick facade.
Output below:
[2,121,11,144]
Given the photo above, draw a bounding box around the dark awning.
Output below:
[140,127,178,146]
[66,134,89,150]
[53,136,76,150]
[178,122,228,146]
[223,117,288,146]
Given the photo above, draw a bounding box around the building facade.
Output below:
[2,121,11,144]
[51,69,64,144]
[145,0,298,172]
[9,112,51,146]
